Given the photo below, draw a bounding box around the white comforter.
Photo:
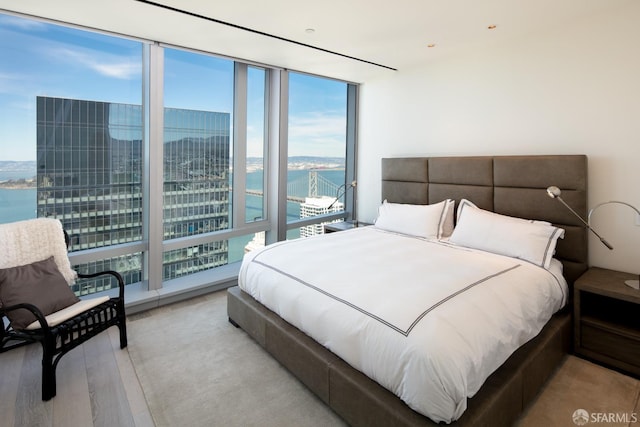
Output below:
[238,226,567,423]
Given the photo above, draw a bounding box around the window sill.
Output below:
[82,262,241,315]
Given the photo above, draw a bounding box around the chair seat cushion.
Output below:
[24,295,110,330]
[0,257,80,330]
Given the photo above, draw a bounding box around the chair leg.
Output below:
[41,339,56,401]
[116,300,128,349]
[118,317,128,349]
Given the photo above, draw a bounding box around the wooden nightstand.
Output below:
[574,267,640,377]
[323,221,370,233]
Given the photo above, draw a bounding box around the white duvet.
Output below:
[238,226,567,423]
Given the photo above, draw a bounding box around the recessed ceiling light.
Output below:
[487,25,497,30]
[305,28,315,34]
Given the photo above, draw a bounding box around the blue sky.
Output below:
[0,12,347,161]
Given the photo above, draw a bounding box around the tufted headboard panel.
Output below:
[381,155,588,286]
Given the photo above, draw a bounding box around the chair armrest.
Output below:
[76,270,125,301]
[1,302,53,334]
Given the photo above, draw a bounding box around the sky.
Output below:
[0,12,348,161]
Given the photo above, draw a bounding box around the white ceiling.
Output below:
[0,0,632,83]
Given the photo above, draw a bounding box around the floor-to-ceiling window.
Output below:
[227,65,268,262]
[0,13,144,295]
[245,66,267,225]
[162,48,234,280]
[286,72,351,239]
[0,11,357,299]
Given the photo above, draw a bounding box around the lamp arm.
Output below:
[557,196,614,250]
[587,200,640,290]
[555,196,590,228]
[588,200,640,224]
[328,181,357,210]
[327,184,347,210]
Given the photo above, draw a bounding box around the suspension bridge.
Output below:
[245,170,342,203]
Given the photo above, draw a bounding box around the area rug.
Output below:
[127,290,345,427]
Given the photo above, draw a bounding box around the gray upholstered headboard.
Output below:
[381,155,588,286]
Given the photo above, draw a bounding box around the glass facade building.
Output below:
[36,96,230,295]
[162,108,231,280]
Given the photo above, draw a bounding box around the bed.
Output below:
[227,155,588,426]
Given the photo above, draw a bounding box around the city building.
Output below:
[36,96,230,295]
[299,196,343,237]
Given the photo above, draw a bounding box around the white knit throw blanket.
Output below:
[0,218,77,284]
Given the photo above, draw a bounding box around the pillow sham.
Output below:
[0,256,80,330]
[374,199,454,239]
[449,199,565,269]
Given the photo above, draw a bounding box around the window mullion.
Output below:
[345,83,358,221]
[233,63,248,228]
[145,43,164,291]
[265,69,288,244]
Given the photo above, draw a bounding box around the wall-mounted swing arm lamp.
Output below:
[328,181,357,209]
[546,186,613,249]
[546,186,640,290]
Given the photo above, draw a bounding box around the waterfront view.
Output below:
[0,158,346,263]
[0,11,352,295]
[0,161,37,222]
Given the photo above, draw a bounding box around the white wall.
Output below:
[357,2,640,274]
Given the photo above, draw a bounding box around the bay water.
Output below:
[0,169,345,261]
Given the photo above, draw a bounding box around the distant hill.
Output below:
[0,161,37,181]
[0,158,344,179]
[247,156,343,162]
[0,160,37,172]
[287,156,345,164]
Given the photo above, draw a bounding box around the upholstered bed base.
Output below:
[227,155,587,425]
[228,286,570,426]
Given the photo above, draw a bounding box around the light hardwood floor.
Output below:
[0,327,153,427]
[2,296,639,427]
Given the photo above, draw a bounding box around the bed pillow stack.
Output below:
[449,199,564,269]
[374,199,454,239]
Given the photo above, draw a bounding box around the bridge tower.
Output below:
[308,169,318,197]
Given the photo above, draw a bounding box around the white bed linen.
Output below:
[238,226,567,423]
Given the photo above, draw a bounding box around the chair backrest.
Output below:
[0,218,77,285]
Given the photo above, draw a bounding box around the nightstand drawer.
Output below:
[581,320,640,367]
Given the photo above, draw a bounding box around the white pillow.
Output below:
[449,199,565,269]
[374,199,454,239]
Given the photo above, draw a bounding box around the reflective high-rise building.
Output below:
[36,96,230,295]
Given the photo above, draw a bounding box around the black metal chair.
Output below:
[0,227,127,401]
